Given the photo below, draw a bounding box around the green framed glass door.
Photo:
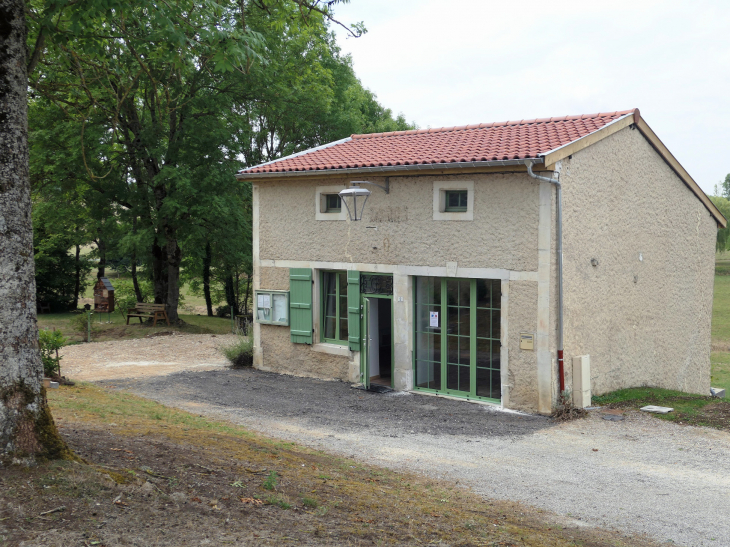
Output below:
[414,277,501,402]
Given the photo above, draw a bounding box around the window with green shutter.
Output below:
[289,268,313,344]
[321,271,349,344]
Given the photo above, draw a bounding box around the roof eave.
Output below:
[235,158,544,180]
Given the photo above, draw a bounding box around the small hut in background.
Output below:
[93,277,115,313]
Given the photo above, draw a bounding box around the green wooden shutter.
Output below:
[289,268,313,344]
[347,270,361,351]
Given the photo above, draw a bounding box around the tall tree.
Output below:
[0,0,70,462]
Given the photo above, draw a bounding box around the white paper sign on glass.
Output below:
[430,311,439,327]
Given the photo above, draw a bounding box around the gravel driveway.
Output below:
[94,366,730,547]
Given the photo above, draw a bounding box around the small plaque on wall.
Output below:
[520,332,534,351]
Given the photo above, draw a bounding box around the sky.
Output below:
[332,0,730,196]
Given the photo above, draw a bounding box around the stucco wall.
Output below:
[259,267,290,291]
[257,173,541,272]
[560,126,717,396]
[258,324,350,380]
[505,280,540,411]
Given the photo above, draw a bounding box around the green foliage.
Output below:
[111,278,154,314]
[70,312,99,338]
[27,0,413,325]
[38,329,68,377]
[32,201,92,311]
[262,471,278,491]
[710,196,730,251]
[221,337,254,368]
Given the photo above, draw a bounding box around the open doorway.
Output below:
[364,297,393,389]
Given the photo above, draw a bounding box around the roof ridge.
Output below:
[351,109,638,140]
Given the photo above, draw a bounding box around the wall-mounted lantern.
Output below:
[338,179,390,221]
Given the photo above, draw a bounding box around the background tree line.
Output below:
[28,0,413,322]
[712,174,730,252]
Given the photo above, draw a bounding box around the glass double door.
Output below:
[414,277,501,401]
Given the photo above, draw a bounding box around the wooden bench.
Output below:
[125,303,170,327]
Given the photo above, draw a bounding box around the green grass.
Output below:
[592,387,720,427]
[37,311,233,343]
[713,270,730,393]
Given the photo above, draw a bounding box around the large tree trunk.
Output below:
[151,237,167,305]
[165,231,182,325]
[203,241,213,317]
[0,0,72,462]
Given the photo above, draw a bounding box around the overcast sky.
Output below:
[332,0,729,196]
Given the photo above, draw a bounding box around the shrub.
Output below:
[221,336,254,368]
[38,329,68,377]
[71,311,100,338]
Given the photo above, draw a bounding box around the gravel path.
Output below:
[95,367,730,547]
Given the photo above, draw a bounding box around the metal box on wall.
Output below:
[93,277,115,313]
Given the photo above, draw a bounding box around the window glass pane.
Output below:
[458,280,470,307]
[447,363,459,390]
[458,336,470,366]
[416,303,440,332]
[459,306,470,337]
[491,309,500,340]
[447,305,458,334]
[446,335,459,365]
[459,364,470,392]
[476,308,490,338]
[326,194,341,211]
[446,279,458,306]
[477,338,491,367]
[324,317,336,339]
[272,293,287,323]
[340,318,349,341]
[445,190,467,211]
[491,280,501,309]
[416,277,440,305]
[477,367,500,399]
[476,279,489,308]
[416,360,440,390]
[416,331,440,362]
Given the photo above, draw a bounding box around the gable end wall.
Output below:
[560,125,716,396]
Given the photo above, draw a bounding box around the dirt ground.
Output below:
[0,385,667,547]
[58,333,236,381]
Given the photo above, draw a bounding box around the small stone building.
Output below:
[236,109,725,414]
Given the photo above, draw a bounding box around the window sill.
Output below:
[312,343,351,356]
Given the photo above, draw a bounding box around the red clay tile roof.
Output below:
[240,109,637,175]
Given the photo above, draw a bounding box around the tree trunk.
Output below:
[225,273,236,315]
[131,256,143,303]
[165,225,182,325]
[95,235,106,279]
[0,0,72,462]
[243,273,252,316]
[131,218,143,302]
[203,241,213,317]
[151,238,167,305]
[73,244,81,309]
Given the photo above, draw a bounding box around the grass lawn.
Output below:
[37,312,233,343]
[712,273,730,393]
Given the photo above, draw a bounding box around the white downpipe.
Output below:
[525,160,565,394]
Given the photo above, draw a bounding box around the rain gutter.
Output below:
[236,158,538,179]
[525,159,565,395]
